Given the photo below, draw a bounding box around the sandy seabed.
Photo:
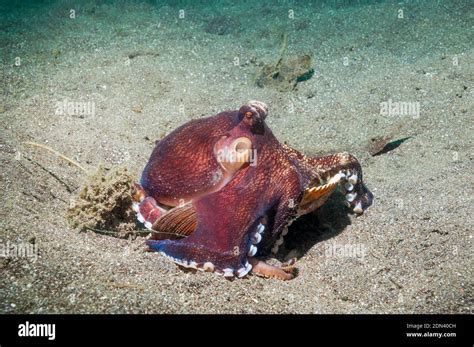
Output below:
[0,0,472,313]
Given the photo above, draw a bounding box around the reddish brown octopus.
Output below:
[132,101,373,280]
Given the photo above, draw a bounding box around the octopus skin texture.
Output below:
[132,101,373,280]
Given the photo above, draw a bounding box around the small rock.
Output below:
[131,105,143,113]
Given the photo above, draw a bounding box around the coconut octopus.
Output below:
[132,101,373,280]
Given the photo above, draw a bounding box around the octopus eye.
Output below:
[244,111,253,119]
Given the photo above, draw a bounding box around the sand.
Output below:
[0,0,472,313]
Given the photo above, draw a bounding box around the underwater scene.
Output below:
[0,0,472,315]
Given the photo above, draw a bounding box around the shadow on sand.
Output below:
[276,191,354,262]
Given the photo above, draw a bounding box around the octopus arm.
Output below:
[146,174,261,278]
[306,153,374,213]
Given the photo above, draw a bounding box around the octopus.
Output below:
[132,101,373,280]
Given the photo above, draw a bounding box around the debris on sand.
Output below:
[127,51,159,60]
[67,166,139,238]
[368,136,411,156]
[256,54,314,91]
[255,33,314,91]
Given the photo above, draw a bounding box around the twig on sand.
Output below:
[388,277,403,289]
[24,155,74,193]
[127,51,159,60]
[109,282,145,291]
[23,141,87,172]
[84,227,186,240]
[15,159,34,176]
[84,227,150,238]
[275,32,288,70]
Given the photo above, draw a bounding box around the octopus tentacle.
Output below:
[259,185,301,256]
[248,257,296,281]
[145,166,264,278]
[132,184,168,230]
[303,152,373,214]
[146,239,253,278]
[281,147,373,214]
